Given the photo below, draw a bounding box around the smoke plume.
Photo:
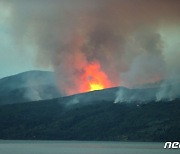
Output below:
[2,0,180,100]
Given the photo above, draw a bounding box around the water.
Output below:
[0,140,179,154]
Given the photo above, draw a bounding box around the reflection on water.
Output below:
[0,140,179,154]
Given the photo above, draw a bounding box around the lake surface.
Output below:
[0,140,179,154]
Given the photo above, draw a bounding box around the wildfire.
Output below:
[90,83,104,91]
[80,61,113,92]
[60,34,115,95]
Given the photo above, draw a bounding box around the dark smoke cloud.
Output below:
[2,0,180,99]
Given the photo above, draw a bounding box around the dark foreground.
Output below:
[0,98,180,141]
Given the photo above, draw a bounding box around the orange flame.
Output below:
[59,34,115,95]
[80,61,113,93]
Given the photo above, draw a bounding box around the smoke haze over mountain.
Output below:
[1,0,180,100]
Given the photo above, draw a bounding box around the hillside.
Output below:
[0,71,180,141]
[1,70,179,106]
[0,71,61,105]
[0,98,180,141]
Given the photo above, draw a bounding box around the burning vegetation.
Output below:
[79,61,113,93]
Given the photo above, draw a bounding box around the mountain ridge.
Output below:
[0,70,61,105]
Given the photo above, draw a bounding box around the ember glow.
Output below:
[81,62,113,92]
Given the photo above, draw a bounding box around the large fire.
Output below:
[80,61,113,93]
[59,34,116,95]
[64,60,114,95]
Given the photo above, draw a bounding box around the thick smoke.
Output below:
[2,0,180,100]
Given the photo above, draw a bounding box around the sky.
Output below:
[0,1,39,78]
[0,1,52,78]
[0,0,180,97]
[0,0,94,78]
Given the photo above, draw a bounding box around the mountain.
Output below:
[0,97,180,141]
[0,73,180,141]
[0,70,61,105]
[0,70,160,106]
[1,70,179,106]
